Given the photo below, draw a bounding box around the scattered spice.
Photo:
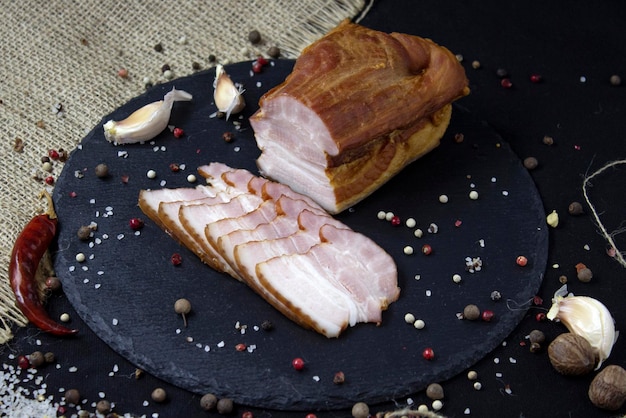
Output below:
[217,398,234,414]
[568,201,584,215]
[292,357,305,371]
[171,253,183,266]
[173,127,184,138]
[129,217,144,230]
[248,30,262,44]
[268,46,281,58]
[421,244,432,255]
[529,329,545,344]
[351,402,369,418]
[530,73,543,83]
[426,383,444,400]
[28,351,45,368]
[200,393,218,411]
[64,388,80,404]
[516,255,528,267]
[96,399,111,414]
[222,131,235,142]
[151,387,167,403]
[523,156,538,170]
[13,137,24,152]
[333,371,346,384]
[496,68,509,78]
[471,60,481,69]
[118,68,129,78]
[501,78,513,88]
[463,304,480,320]
[422,347,435,360]
[490,290,501,301]
[542,135,554,145]
[174,298,192,327]
[576,263,593,282]
[609,74,622,86]
[453,132,465,143]
[154,42,163,52]
[481,310,495,322]
[95,163,109,178]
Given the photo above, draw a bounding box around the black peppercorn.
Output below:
[192,61,201,70]
[267,46,281,58]
[248,30,262,44]
[161,63,171,73]
[208,54,217,63]
[261,320,273,331]
[568,201,584,215]
[154,43,163,52]
[95,163,109,178]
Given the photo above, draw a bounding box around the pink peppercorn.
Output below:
[422,347,435,360]
[390,215,401,226]
[481,310,495,322]
[422,244,432,255]
[252,62,263,73]
[171,253,182,266]
[44,176,54,185]
[173,127,184,138]
[129,217,144,230]
[292,357,305,371]
[501,78,513,88]
[530,74,543,83]
[48,149,60,160]
[118,68,129,78]
[17,355,30,369]
[516,255,528,266]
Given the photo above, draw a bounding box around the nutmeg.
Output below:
[588,365,626,410]
[548,332,596,376]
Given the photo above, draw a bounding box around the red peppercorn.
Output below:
[454,219,463,227]
[305,414,317,418]
[44,176,54,185]
[481,310,495,322]
[173,127,184,138]
[241,412,254,418]
[292,357,305,371]
[169,163,180,172]
[530,74,543,83]
[422,244,432,255]
[171,253,182,266]
[516,255,528,267]
[256,56,269,66]
[17,355,30,369]
[57,406,67,416]
[235,343,247,352]
[253,62,264,74]
[422,347,435,360]
[532,295,543,306]
[535,312,546,322]
[118,68,129,78]
[501,78,513,88]
[129,217,144,230]
[48,149,60,160]
[390,215,401,226]
[69,191,77,198]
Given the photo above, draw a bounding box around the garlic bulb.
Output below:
[103,88,192,144]
[214,64,245,119]
[547,284,618,369]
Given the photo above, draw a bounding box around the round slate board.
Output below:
[52,60,547,411]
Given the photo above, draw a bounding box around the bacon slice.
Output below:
[138,163,399,337]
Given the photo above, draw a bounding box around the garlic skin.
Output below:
[103,88,192,144]
[214,64,245,119]
[547,284,618,369]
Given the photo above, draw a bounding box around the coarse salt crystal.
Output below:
[425,289,432,297]
[68,366,78,373]
[502,190,509,196]
[312,376,320,382]
[217,341,225,348]
[112,318,119,326]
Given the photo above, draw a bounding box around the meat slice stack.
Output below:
[138,162,399,338]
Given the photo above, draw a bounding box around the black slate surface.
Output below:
[51,60,547,411]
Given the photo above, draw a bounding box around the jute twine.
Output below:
[0,0,371,343]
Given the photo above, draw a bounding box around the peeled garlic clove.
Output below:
[546,210,559,228]
[547,284,618,369]
[214,64,245,119]
[103,88,192,144]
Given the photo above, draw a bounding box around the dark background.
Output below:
[3,1,626,417]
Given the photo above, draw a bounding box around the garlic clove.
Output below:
[547,284,618,369]
[104,88,192,144]
[213,64,245,119]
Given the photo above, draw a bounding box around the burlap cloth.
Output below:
[0,0,371,343]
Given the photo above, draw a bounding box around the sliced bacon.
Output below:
[138,163,399,337]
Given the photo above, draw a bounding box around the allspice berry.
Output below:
[588,365,626,410]
[95,163,109,178]
[151,387,167,403]
[96,399,111,414]
[523,156,539,170]
[248,30,262,44]
[463,304,481,320]
[529,329,545,344]
[548,333,595,376]
[200,393,218,411]
[568,201,584,215]
[64,388,81,404]
[216,397,234,414]
[28,351,45,368]
[426,382,444,400]
[351,402,369,418]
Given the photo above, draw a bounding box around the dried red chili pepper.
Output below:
[9,191,78,336]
